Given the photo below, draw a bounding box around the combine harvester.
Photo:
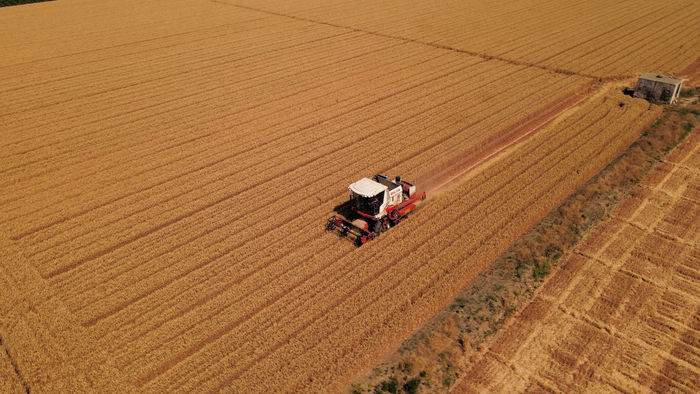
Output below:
[327,174,426,246]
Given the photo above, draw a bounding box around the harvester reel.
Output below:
[326,216,339,231]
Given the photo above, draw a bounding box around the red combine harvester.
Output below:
[327,174,426,246]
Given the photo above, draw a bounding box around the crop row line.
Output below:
[60,62,540,315]
[168,92,636,390]
[25,53,480,276]
[213,1,598,78]
[50,68,576,313]
[125,89,621,387]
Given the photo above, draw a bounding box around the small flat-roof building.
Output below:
[633,73,683,104]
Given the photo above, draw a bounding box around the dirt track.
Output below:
[421,85,598,194]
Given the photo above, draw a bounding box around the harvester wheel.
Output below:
[372,221,382,234]
[389,209,400,221]
[381,218,390,232]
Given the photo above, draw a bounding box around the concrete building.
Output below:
[633,73,684,104]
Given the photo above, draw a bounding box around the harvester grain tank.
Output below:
[327,174,426,245]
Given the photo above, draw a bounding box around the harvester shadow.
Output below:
[332,200,355,220]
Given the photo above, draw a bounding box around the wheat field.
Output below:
[1,0,697,393]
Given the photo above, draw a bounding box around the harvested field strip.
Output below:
[270,94,656,392]
[228,97,656,394]
[78,88,636,324]
[418,86,597,193]
[4,83,616,388]
[455,126,700,393]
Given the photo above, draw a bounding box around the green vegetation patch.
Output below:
[680,86,700,98]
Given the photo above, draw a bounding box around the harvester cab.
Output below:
[327,174,426,246]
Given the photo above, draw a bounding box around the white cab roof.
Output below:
[638,73,683,86]
[348,178,387,197]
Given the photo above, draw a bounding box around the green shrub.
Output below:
[532,259,550,280]
[403,377,421,394]
[680,87,700,98]
[443,375,454,387]
[374,377,399,394]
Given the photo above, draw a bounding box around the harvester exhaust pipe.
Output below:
[395,176,401,182]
